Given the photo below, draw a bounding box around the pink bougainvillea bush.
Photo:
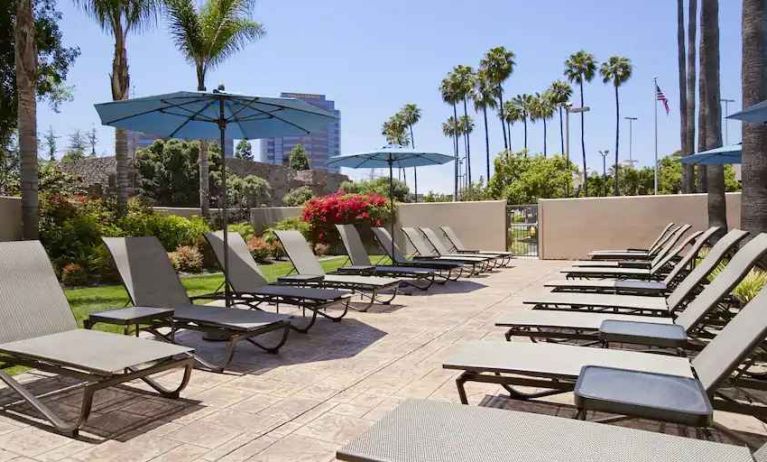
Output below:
[301,193,392,245]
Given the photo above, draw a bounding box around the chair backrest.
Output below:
[754,442,767,462]
[102,237,191,307]
[649,228,699,273]
[648,224,691,268]
[402,227,438,257]
[692,275,767,392]
[665,229,750,310]
[273,230,326,275]
[336,225,373,266]
[372,227,409,263]
[647,222,676,254]
[441,226,465,252]
[420,228,452,256]
[0,241,77,344]
[661,227,721,285]
[675,233,767,331]
[204,231,269,293]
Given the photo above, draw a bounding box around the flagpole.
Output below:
[653,78,659,195]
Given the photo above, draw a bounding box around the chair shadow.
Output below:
[477,394,767,449]
[418,280,488,296]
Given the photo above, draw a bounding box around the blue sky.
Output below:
[39,0,744,193]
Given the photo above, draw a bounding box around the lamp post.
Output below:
[720,98,735,144]
[624,116,638,167]
[598,149,610,177]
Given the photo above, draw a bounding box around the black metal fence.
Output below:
[507,204,538,257]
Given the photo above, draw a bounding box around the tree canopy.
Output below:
[288,144,310,170]
[339,177,410,202]
[234,139,253,160]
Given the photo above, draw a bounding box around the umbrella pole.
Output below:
[218,98,231,308]
[388,159,395,261]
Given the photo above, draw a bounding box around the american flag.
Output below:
[656,83,670,114]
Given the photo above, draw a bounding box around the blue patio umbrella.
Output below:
[728,99,767,124]
[680,143,742,165]
[95,87,337,305]
[326,145,454,256]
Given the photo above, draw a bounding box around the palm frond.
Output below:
[165,0,205,66]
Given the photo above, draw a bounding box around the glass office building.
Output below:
[260,93,341,172]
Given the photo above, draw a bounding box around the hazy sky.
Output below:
[39,0,744,193]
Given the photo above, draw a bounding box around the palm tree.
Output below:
[501,100,522,151]
[472,70,498,181]
[15,0,38,238]
[399,103,421,200]
[699,0,726,233]
[531,91,555,157]
[381,114,410,146]
[564,50,597,196]
[479,47,515,149]
[548,80,573,156]
[678,0,692,192]
[740,0,767,237]
[458,115,475,188]
[441,74,461,198]
[452,65,476,183]
[165,0,264,218]
[686,0,698,193]
[512,94,535,152]
[75,0,162,215]
[599,56,632,195]
[442,116,461,198]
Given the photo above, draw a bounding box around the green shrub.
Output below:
[61,263,88,287]
[733,269,767,304]
[229,222,256,242]
[118,211,210,251]
[247,236,272,262]
[168,245,204,273]
[282,186,314,206]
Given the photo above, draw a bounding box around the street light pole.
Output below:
[624,116,638,166]
[721,98,735,144]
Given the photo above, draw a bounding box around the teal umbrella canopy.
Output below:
[728,100,767,124]
[681,144,742,165]
[326,145,454,169]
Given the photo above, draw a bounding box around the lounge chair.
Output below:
[335,224,436,290]
[588,222,677,260]
[401,227,491,275]
[337,399,760,462]
[561,228,746,282]
[419,227,504,267]
[445,280,767,425]
[499,232,767,345]
[204,231,353,332]
[440,225,514,266]
[523,230,761,316]
[273,230,401,312]
[0,241,194,436]
[103,237,292,372]
[546,226,728,295]
[371,227,464,281]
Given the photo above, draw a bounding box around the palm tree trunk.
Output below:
[613,84,620,196]
[543,118,547,157]
[686,0,698,192]
[579,81,588,196]
[462,98,471,184]
[558,106,565,155]
[15,0,38,239]
[196,75,210,219]
[506,121,512,149]
[741,0,767,237]
[410,124,417,201]
[483,106,490,181]
[452,104,459,200]
[701,0,726,234]
[678,0,693,193]
[523,118,528,152]
[498,88,508,150]
[111,26,130,216]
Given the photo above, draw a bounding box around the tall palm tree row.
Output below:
[451,65,476,184]
[512,93,534,152]
[530,91,555,157]
[440,73,462,198]
[472,70,498,181]
[165,0,264,218]
[564,50,597,196]
[599,56,632,196]
[479,47,515,150]
[547,80,572,156]
[381,114,410,146]
[441,116,461,198]
[699,0,726,233]
[398,103,421,199]
[458,115,475,186]
[687,0,699,192]
[15,0,38,239]
[76,0,162,215]
[501,100,521,151]
[740,0,767,237]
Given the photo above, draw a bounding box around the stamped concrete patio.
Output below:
[0,258,765,461]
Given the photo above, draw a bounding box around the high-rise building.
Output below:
[260,93,341,172]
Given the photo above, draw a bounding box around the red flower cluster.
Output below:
[302,193,392,245]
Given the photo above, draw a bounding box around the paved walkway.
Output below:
[0,259,764,461]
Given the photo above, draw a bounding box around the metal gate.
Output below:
[507,204,538,257]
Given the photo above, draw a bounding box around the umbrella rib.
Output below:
[169,99,217,138]
[226,96,261,121]
[102,97,215,125]
[247,99,337,119]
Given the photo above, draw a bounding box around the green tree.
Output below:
[340,177,410,202]
[234,139,253,160]
[452,65,476,183]
[564,50,597,195]
[479,46,515,149]
[86,126,97,156]
[501,100,522,150]
[135,139,200,206]
[487,151,576,204]
[75,0,161,215]
[600,56,633,195]
[288,143,310,170]
[512,94,534,152]
[398,103,421,199]
[282,186,314,206]
[529,91,555,157]
[472,70,498,181]
[548,80,573,156]
[43,126,57,162]
[381,114,409,146]
[440,73,461,197]
[165,0,265,218]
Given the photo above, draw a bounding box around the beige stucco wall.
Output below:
[395,200,507,252]
[0,196,22,242]
[250,207,302,232]
[539,193,742,260]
